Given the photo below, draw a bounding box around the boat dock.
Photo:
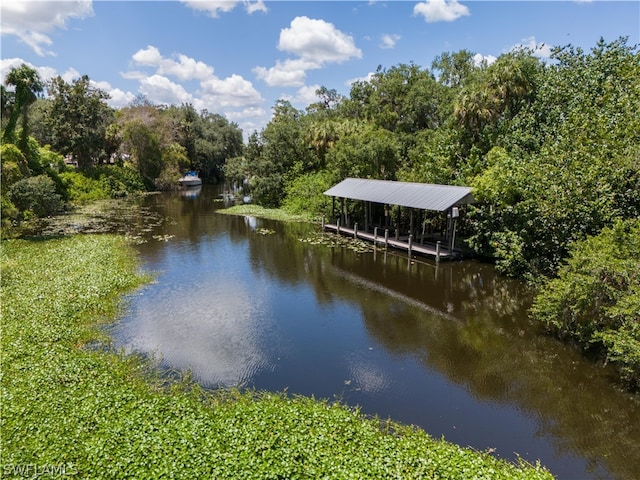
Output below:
[322,222,455,261]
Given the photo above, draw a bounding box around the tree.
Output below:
[46,75,112,169]
[468,38,640,278]
[2,64,44,159]
[431,50,478,88]
[530,219,640,389]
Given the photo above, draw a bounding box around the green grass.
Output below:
[1,235,554,479]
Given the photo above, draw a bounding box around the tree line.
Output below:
[2,37,638,389]
[1,68,242,229]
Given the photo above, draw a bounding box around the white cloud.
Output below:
[511,37,552,58]
[279,16,362,64]
[346,72,376,86]
[180,0,266,17]
[380,34,401,49]
[0,0,93,56]
[180,0,240,18]
[413,0,470,23]
[245,0,267,14]
[139,74,193,105]
[289,84,323,107]
[225,107,267,122]
[199,73,262,109]
[132,46,214,81]
[253,58,317,87]
[255,16,362,87]
[128,45,263,113]
[92,79,136,108]
[473,53,497,67]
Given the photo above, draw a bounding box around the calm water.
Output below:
[112,185,640,480]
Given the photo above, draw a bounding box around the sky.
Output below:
[2,0,639,136]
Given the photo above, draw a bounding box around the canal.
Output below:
[111,185,640,480]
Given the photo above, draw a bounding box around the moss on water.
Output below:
[1,235,553,479]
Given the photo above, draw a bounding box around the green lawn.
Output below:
[1,235,553,479]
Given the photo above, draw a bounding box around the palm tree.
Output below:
[3,64,44,157]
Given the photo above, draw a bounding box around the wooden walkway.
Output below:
[323,223,454,260]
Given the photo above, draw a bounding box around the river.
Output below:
[109,185,640,480]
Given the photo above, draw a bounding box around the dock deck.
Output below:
[323,223,455,260]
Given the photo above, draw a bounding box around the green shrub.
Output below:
[531,219,640,389]
[8,175,64,217]
[60,171,108,203]
[282,170,333,218]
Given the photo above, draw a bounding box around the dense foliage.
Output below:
[229,38,639,282]
[1,236,553,479]
[531,219,640,389]
[1,67,243,235]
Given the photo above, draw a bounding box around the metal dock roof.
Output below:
[324,178,474,212]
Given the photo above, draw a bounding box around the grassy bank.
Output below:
[1,235,553,479]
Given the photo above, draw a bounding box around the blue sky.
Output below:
[2,1,639,136]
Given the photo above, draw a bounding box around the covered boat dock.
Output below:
[323,178,474,260]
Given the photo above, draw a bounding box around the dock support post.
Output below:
[384,229,389,249]
[436,241,441,263]
[395,229,399,241]
[321,215,325,231]
[408,234,413,257]
[337,218,341,234]
[354,223,358,239]
[374,227,378,244]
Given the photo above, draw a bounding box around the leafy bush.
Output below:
[8,175,64,217]
[282,170,333,218]
[531,219,640,389]
[95,165,146,197]
[60,171,108,203]
[1,143,29,183]
[60,166,146,202]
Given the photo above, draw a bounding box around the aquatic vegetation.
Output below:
[1,235,553,479]
[299,231,375,254]
[217,204,317,223]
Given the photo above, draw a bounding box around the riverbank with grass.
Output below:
[1,234,553,479]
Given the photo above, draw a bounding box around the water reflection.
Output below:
[113,187,640,480]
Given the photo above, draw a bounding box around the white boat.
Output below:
[178,171,202,187]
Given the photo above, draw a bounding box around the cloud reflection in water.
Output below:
[119,274,276,387]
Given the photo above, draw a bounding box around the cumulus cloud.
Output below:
[0,0,93,56]
[132,46,214,81]
[346,71,376,86]
[286,84,323,107]
[413,0,470,23]
[473,53,497,66]
[255,16,362,87]
[126,45,263,126]
[512,36,552,58]
[180,0,240,18]
[279,16,362,64]
[181,0,267,17]
[245,0,267,14]
[138,74,193,105]
[253,58,317,87]
[380,34,401,49]
[91,79,136,108]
